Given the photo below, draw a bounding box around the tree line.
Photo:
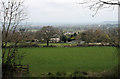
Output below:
[22,26,119,47]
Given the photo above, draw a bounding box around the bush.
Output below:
[18,43,39,48]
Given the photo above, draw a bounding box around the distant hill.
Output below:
[100,21,118,24]
[25,21,118,26]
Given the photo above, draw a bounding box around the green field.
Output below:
[19,47,118,77]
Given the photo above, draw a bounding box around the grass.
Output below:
[38,43,77,47]
[18,47,118,77]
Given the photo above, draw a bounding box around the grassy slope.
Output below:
[19,47,118,76]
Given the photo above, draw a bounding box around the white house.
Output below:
[50,38,60,43]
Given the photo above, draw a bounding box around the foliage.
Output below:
[60,35,67,43]
[75,28,118,45]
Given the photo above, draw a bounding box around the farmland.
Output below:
[19,47,118,77]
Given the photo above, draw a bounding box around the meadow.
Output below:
[19,47,118,77]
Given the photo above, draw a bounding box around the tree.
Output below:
[73,32,77,36]
[35,26,58,46]
[81,32,87,41]
[108,27,119,45]
[60,35,67,43]
[79,0,119,16]
[0,0,27,78]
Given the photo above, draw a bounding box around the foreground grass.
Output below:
[19,47,118,77]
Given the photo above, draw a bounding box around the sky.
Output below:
[25,0,118,24]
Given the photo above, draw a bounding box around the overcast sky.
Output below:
[25,0,118,23]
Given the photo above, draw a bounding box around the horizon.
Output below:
[23,21,118,26]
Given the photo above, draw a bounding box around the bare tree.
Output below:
[79,0,119,16]
[0,0,27,77]
[35,26,59,46]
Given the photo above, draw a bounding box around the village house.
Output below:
[50,38,60,43]
[50,34,60,43]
